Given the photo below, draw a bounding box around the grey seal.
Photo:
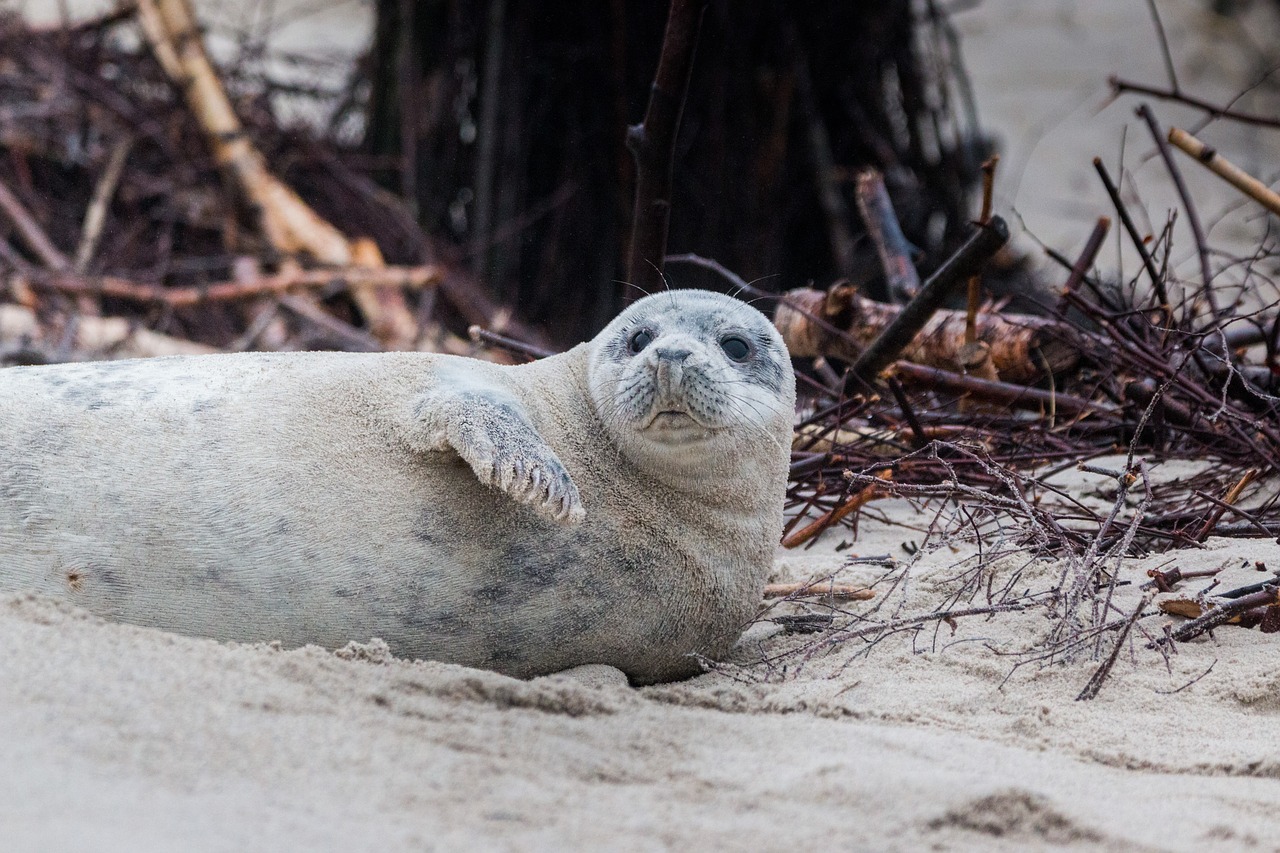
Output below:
[0,289,794,683]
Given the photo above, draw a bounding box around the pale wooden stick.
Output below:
[136,0,350,261]
[0,178,69,270]
[74,137,134,274]
[1168,127,1280,217]
[762,581,875,602]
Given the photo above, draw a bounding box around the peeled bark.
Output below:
[774,285,1081,384]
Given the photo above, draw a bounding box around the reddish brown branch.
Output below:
[782,470,892,549]
[1194,468,1259,542]
[890,361,1111,419]
[21,265,442,309]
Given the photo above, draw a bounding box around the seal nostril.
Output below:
[655,347,691,363]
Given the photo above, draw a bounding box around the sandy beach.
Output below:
[4,525,1279,851]
[4,2,1280,850]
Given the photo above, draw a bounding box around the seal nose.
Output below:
[654,347,689,397]
[655,347,691,363]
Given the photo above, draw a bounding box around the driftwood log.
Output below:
[774,284,1081,384]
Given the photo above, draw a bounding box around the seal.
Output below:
[0,289,794,683]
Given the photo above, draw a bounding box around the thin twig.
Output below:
[823,601,1036,646]
[1143,0,1179,94]
[1135,106,1216,318]
[1092,157,1171,319]
[1110,76,1280,130]
[664,252,752,293]
[1076,595,1150,700]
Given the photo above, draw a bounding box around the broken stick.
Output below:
[1168,127,1280,218]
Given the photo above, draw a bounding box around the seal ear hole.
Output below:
[628,329,654,355]
[720,335,752,361]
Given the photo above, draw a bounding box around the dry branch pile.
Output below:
[757,77,1280,682]
[0,3,540,365]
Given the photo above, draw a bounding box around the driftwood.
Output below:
[1157,586,1280,642]
[775,282,1080,385]
[134,0,418,349]
[846,217,1009,386]
[0,304,214,360]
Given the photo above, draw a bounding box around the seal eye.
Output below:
[628,329,653,354]
[720,335,751,361]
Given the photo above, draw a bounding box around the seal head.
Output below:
[586,289,794,490]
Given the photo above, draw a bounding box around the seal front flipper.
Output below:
[408,374,586,525]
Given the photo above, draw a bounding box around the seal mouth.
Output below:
[645,407,706,427]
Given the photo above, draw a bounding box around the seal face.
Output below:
[587,290,794,479]
[0,289,795,683]
[593,289,793,448]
